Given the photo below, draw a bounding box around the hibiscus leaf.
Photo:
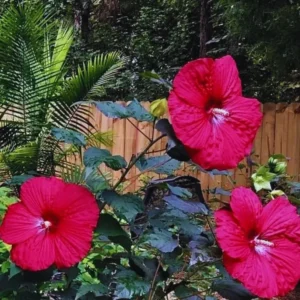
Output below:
[96,101,129,118]
[146,228,179,253]
[167,184,192,198]
[114,269,151,299]
[96,214,132,251]
[101,190,144,222]
[174,285,201,299]
[75,283,108,299]
[83,147,111,168]
[155,119,190,161]
[212,279,256,300]
[104,155,127,170]
[9,263,22,279]
[84,148,127,171]
[164,194,209,215]
[127,99,154,122]
[136,155,181,175]
[51,128,86,146]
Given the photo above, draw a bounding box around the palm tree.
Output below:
[0,2,125,180]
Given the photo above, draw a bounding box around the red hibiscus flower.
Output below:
[215,187,300,298]
[0,177,99,271]
[168,55,263,170]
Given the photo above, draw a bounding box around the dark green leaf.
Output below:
[164,195,209,215]
[212,279,256,300]
[114,270,151,299]
[102,190,144,222]
[96,214,132,251]
[174,285,199,299]
[167,184,192,198]
[51,128,86,146]
[147,228,179,253]
[75,283,108,299]
[9,263,22,279]
[6,175,34,185]
[136,155,181,175]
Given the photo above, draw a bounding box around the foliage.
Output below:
[0,2,124,180]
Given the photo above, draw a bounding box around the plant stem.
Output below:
[128,118,151,141]
[148,257,162,300]
[112,134,165,190]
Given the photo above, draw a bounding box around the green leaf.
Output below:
[9,263,22,279]
[95,100,154,122]
[96,102,129,118]
[114,270,151,299]
[51,128,86,147]
[75,283,108,300]
[96,214,132,251]
[212,279,256,300]
[167,184,192,198]
[147,228,179,253]
[126,100,154,122]
[175,285,200,299]
[136,155,181,175]
[1,261,10,273]
[104,155,127,171]
[101,190,144,222]
[84,147,127,171]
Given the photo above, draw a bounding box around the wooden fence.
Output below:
[69,102,300,201]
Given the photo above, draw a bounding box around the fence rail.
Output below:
[68,102,300,201]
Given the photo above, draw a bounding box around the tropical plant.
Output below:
[0,2,124,180]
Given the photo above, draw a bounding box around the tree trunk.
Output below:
[199,0,212,57]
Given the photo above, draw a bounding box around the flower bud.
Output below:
[150,98,167,118]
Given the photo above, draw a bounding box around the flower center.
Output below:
[250,236,274,255]
[40,212,60,232]
[206,101,230,125]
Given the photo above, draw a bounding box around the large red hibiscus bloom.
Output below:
[215,187,300,298]
[0,177,99,271]
[168,55,263,170]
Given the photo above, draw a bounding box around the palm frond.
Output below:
[60,52,126,105]
[86,130,114,148]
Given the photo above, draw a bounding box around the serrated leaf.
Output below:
[51,128,86,146]
[164,195,209,215]
[102,190,144,222]
[147,228,179,253]
[75,283,108,299]
[136,155,181,175]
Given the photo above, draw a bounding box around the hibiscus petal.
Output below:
[168,92,246,170]
[54,220,94,269]
[230,187,262,235]
[171,58,214,107]
[258,197,300,241]
[223,253,279,298]
[11,232,55,271]
[0,202,41,244]
[52,183,99,228]
[20,177,65,216]
[215,209,250,259]
[224,96,263,156]
[211,55,242,100]
[268,237,300,296]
